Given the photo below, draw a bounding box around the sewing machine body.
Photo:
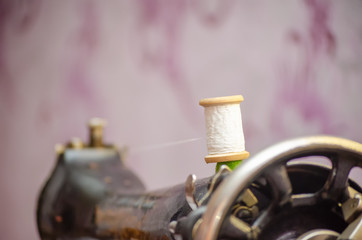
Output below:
[37,121,362,240]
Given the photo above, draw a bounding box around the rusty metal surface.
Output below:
[37,147,146,239]
[95,177,210,239]
[37,145,210,240]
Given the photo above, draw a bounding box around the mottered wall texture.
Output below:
[0,1,362,239]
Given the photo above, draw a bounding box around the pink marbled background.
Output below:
[1,1,362,239]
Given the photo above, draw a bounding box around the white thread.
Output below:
[129,138,201,154]
[204,103,245,155]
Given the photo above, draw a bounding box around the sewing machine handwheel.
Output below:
[195,136,362,240]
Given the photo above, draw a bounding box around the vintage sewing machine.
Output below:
[37,97,362,240]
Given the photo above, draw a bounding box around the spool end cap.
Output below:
[205,151,249,163]
[199,95,244,107]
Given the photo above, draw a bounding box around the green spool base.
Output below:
[216,160,242,172]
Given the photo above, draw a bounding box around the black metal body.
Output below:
[37,147,209,239]
[37,146,361,240]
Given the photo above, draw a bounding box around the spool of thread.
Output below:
[199,95,249,163]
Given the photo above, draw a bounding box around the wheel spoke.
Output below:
[322,155,354,202]
[265,165,293,206]
[292,193,319,207]
[252,205,274,232]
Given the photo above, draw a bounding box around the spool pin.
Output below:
[199,95,249,164]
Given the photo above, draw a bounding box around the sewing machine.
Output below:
[37,97,362,240]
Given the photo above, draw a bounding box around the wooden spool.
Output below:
[200,95,249,163]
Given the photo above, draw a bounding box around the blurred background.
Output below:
[0,0,362,239]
